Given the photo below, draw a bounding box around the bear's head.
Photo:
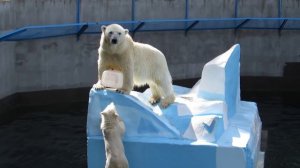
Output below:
[101,24,129,46]
[100,103,125,134]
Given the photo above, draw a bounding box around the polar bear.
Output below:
[100,103,128,168]
[93,24,175,108]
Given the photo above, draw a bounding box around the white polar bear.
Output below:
[100,103,128,168]
[93,24,175,108]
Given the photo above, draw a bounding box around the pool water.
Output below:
[0,92,299,168]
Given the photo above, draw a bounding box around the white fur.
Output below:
[100,103,128,168]
[93,24,175,107]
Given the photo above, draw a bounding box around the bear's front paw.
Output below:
[93,83,105,90]
[116,89,130,94]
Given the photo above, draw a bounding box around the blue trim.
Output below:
[185,0,189,19]
[25,22,85,29]
[185,20,199,34]
[235,19,249,29]
[132,0,135,21]
[76,23,88,40]
[0,28,27,41]
[4,33,78,41]
[1,18,300,42]
[234,0,239,18]
[76,0,81,23]
[96,20,140,26]
[133,21,145,33]
[282,28,300,30]
[278,0,282,18]
[279,19,288,30]
[137,29,188,32]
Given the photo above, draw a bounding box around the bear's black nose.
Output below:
[111,39,118,44]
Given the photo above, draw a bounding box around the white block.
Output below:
[101,70,123,89]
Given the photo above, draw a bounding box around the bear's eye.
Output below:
[118,32,121,35]
[109,31,113,35]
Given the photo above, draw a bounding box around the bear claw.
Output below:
[116,89,130,94]
[149,96,160,105]
[93,83,105,90]
[160,101,170,109]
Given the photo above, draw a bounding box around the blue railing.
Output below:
[0,0,299,42]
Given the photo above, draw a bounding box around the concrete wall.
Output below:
[238,0,279,17]
[282,0,300,17]
[81,0,132,22]
[1,0,300,99]
[189,0,236,18]
[14,36,99,93]
[0,42,16,99]
[0,0,76,30]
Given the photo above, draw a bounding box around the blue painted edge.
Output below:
[278,0,282,18]
[234,0,239,18]
[1,17,300,42]
[76,0,81,23]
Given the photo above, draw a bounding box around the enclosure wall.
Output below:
[0,0,300,98]
[0,42,15,99]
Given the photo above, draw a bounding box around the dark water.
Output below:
[243,92,300,168]
[0,93,299,168]
[0,103,87,168]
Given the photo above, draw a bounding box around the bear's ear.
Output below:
[101,25,106,33]
[124,29,129,34]
[113,111,119,119]
[100,111,106,117]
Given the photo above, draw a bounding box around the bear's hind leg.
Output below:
[161,94,175,108]
[148,83,161,105]
[156,80,175,108]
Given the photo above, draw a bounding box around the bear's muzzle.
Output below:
[111,38,118,44]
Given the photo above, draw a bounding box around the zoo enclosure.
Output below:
[0,0,300,42]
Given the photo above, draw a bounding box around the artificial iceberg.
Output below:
[87,44,264,168]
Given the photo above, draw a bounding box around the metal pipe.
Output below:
[234,0,239,18]
[76,0,81,23]
[132,0,135,21]
[278,0,282,18]
[279,19,288,30]
[0,28,27,41]
[77,24,88,40]
[185,0,189,19]
[235,19,250,29]
[185,20,199,34]
[133,22,145,33]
